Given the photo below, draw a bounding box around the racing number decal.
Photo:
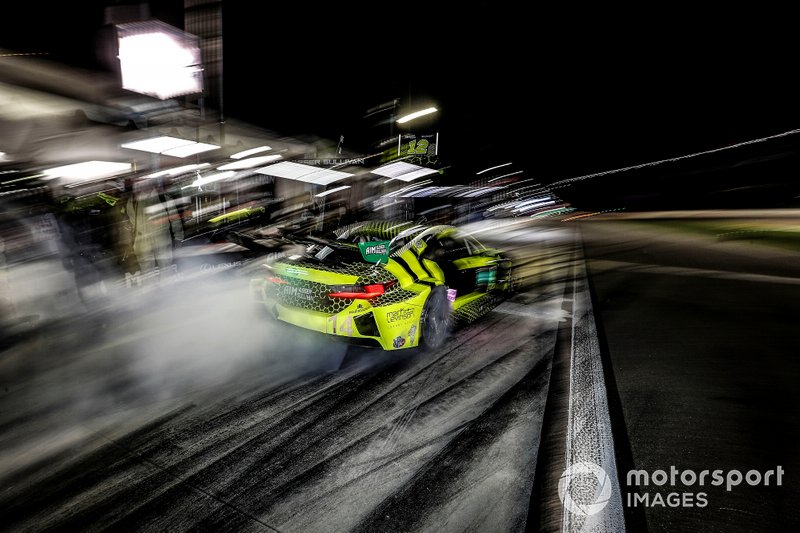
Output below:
[340,316,354,336]
[332,315,355,336]
[407,139,429,155]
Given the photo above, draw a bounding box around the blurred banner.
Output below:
[380,133,439,164]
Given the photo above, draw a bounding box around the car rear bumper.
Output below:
[251,278,424,350]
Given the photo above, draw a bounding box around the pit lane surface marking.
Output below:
[559,247,626,533]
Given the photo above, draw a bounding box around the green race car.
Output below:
[249,220,515,350]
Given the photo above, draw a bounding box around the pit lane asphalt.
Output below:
[580,218,800,533]
[0,224,577,532]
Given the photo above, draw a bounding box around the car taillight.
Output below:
[329,279,397,299]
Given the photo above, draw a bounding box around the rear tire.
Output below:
[421,286,452,349]
[252,284,275,319]
[505,265,518,294]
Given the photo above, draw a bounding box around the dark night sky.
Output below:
[4,2,800,208]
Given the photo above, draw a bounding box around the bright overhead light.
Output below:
[121,136,193,153]
[162,142,219,158]
[315,185,351,198]
[218,154,282,170]
[396,107,438,124]
[371,161,438,182]
[231,146,272,159]
[121,135,219,158]
[42,161,132,181]
[117,21,203,100]
[255,161,352,186]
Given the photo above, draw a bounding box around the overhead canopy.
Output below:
[255,161,352,186]
[371,161,438,182]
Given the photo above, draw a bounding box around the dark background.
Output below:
[4,2,800,210]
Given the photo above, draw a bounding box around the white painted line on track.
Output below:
[561,255,626,532]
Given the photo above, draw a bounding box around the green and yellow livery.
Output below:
[249,220,515,350]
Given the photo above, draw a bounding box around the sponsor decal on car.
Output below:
[280,285,315,301]
[386,307,415,323]
[408,324,417,344]
[358,240,390,264]
[284,267,309,276]
[393,335,406,349]
[447,288,458,302]
[348,302,366,314]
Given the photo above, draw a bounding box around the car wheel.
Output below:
[421,285,452,349]
[252,284,276,319]
[499,258,517,294]
[505,266,518,294]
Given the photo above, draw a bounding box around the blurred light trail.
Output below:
[218,155,282,170]
[315,185,351,198]
[549,127,800,189]
[477,162,512,175]
[488,171,523,183]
